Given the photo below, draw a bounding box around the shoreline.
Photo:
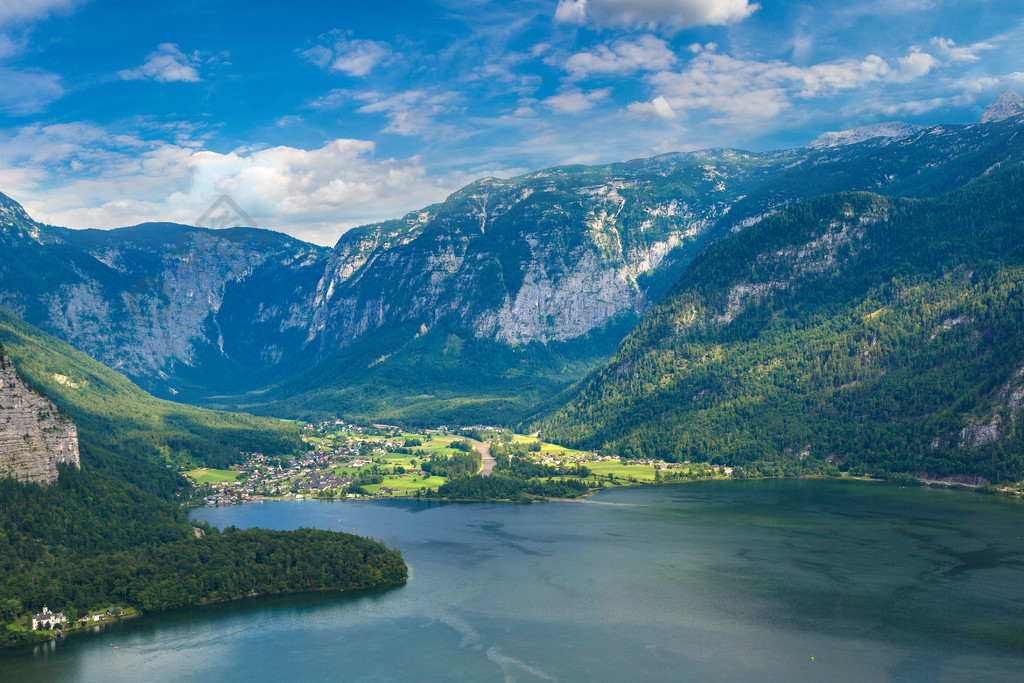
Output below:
[2,578,408,652]
[185,471,1024,511]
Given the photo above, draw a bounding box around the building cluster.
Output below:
[296,470,352,493]
[31,605,124,631]
[198,427,420,504]
[31,605,67,631]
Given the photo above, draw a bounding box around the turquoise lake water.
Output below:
[2,479,1022,681]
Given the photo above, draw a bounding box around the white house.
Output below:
[31,605,68,631]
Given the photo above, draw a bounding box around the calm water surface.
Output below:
[2,479,1023,681]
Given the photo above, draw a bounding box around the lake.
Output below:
[2,479,1023,681]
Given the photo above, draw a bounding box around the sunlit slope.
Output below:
[0,307,301,488]
[538,165,1024,482]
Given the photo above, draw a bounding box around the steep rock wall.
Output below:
[0,353,80,484]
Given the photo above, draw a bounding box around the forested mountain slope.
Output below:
[0,307,301,479]
[1,106,1023,425]
[536,165,1024,483]
[0,309,405,647]
[244,112,1024,423]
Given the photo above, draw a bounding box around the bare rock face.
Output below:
[980,90,1024,124]
[0,353,80,484]
[808,122,923,149]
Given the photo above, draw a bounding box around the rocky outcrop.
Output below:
[305,159,746,353]
[980,90,1024,124]
[960,423,999,448]
[808,122,924,149]
[0,352,79,484]
[2,93,1024,402]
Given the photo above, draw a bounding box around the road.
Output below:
[465,437,496,476]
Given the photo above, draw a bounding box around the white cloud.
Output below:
[555,0,759,30]
[119,43,202,83]
[891,49,937,83]
[0,122,487,245]
[0,3,74,114]
[562,34,677,80]
[542,88,611,114]
[863,96,962,117]
[301,33,392,77]
[0,33,22,59]
[312,88,463,136]
[929,37,997,63]
[471,55,542,96]
[794,54,892,96]
[626,95,678,119]
[351,89,462,136]
[554,0,587,24]
[0,0,82,22]
[644,44,941,127]
[0,67,62,114]
[861,72,1024,117]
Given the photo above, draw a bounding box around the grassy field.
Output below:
[583,461,663,483]
[363,475,446,495]
[508,434,587,455]
[536,443,588,455]
[184,468,240,484]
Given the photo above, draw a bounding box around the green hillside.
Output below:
[0,307,301,484]
[240,312,641,426]
[536,165,1024,483]
[0,311,406,648]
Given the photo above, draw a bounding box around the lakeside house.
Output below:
[32,606,68,631]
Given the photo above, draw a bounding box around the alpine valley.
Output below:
[2,91,1024,650]
[4,94,1024,433]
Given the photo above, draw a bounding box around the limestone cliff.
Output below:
[0,102,1022,405]
[0,351,79,484]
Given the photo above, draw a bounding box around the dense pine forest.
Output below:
[537,165,1024,483]
[0,311,407,647]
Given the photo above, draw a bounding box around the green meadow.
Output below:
[363,475,446,495]
[184,468,240,485]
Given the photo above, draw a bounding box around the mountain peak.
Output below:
[0,192,46,243]
[980,89,1024,124]
[808,122,923,149]
[0,192,30,220]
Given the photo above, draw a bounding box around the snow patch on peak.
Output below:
[980,90,1024,124]
[808,122,923,149]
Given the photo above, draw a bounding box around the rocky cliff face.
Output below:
[0,215,330,396]
[305,153,771,354]
[980,89,1024,123]
[0,352,79,484]
[808,122,924,149]
[1,104,1023,405]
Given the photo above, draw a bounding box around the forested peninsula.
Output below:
[0,310,406,648]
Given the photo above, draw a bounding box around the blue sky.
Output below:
[1,0,1022,244]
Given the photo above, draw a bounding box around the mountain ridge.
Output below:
[981,89,1024,123]
[534,164,1024,482]
[2,105,1024,424]
[808,121,924,149]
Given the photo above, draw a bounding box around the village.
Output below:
[185,421,726,505]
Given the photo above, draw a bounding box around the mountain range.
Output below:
[2,93,1023,481]
[536,165,1024,482]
